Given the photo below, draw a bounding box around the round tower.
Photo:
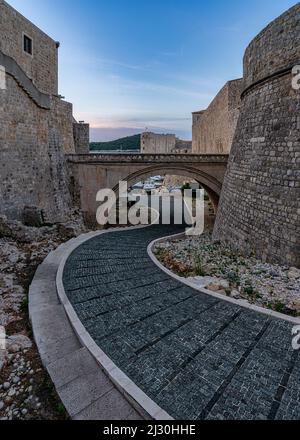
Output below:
[213,4,300,266]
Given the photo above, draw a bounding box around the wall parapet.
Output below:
[243,4,300,89]
[66,153,229,164]
[241,61,300,100]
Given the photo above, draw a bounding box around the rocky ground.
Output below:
[0,215,86,420]
[154,233,300,317]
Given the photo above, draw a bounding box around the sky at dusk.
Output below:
[7,0,298,141]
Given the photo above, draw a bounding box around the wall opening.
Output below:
[107,174,217,232]
[23,34,33,55]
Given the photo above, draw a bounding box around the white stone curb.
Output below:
[147,233,300,325]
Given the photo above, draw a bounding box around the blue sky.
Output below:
[7,0,298,141]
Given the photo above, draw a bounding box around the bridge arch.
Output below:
[112,164,222,211]
[66,153,228,226]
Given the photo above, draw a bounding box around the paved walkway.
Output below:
[62,225,300,420]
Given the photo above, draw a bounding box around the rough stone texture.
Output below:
[141,132,192,154]
[50,97,75,154]
[242,5,300,91]
[173,139,192,154]
[192,79,242,154]
[0,2,79,223]
[163,175,196,188]
[141,132,176,154]
[22,206,44,227]
[73,122,90,154]
[0,75,73,221]
[214,4,300,267]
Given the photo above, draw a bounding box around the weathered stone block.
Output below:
[23,206,44,227]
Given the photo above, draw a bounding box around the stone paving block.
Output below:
[39,334,82,367]
[32,305,75,348]
[99,335,137,366]
[57,369,114,417]
[47,347,99,389]
[276,372,300,420]
[73,388,143,420]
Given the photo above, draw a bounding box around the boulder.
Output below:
[0,350,7,373]
[22,206,44,228]
[288,267,300,280]
[187,276,219,289]
[207,279,230,292]
[0,215,32,242]
[291,300,300,313]
[231,289,241,299]
[207,283,222,292]
[6,334,32,353]
[0,215,55,243]
[57,221,84,240]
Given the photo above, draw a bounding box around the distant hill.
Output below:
[90,134,141,151]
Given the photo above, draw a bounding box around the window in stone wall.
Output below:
[23,35,33,55]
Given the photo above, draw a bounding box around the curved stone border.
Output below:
[147,232,300,326]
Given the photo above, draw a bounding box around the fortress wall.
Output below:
[0,75,73,222]
[213,4,300,267]
[0,2,79,223]
[0,0,58,95]
[50,96,75,154]
[141,132,176,154]
[243,5,300,90]
[73,122,90,154]
[174,139,192,153]
[192,79,242,154]
[141,132,192,154]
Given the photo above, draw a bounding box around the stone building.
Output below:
[141,132,192,154]
[173,139,192,154]
[192,79,242,154]
[141,132,176,154]
[213,4,300,267]
[0,0,89,223]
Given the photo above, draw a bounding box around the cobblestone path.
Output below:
[62,225,300,420]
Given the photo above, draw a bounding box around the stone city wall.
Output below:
[73,122,90,154]
[0,0,58,95]
[0,74,73,222]
[0,1,87,223]
[192,79,242,154]
[141,132,176,154]
[173,139,192,154]
[141,132,192,154]
[213,4,300,267]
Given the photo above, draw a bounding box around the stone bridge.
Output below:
[67,153,228,226]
